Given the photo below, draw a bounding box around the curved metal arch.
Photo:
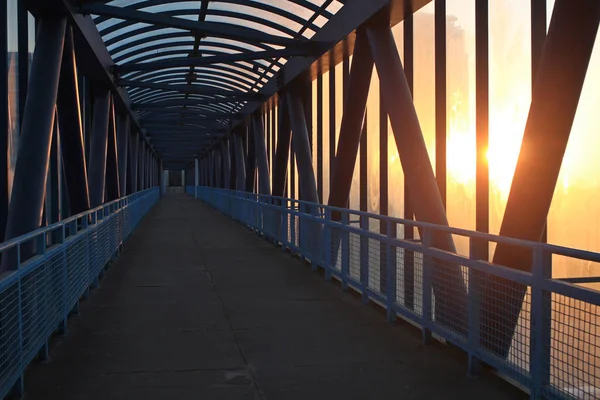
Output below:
[127,73,254,98]
[134,94,242,112]
[123,54,264,86]
[112,34,271,65]
[131,89,246,107]
[124,62,259,88]
[127,77,251,99]
[98,8,303,41]
[93,0,331,30]
[130,70,254,91]
[111,36,280,73]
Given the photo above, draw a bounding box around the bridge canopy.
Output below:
[81,0,345,165]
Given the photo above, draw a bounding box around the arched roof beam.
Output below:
[98,9,306,41]
[91,0,331,28]
[119,79,265,100]
[81,4,314,48]
[117,48,309,73]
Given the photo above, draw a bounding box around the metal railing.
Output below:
[189,186,600,400]
[0,187,160,399]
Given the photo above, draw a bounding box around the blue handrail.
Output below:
[0,187,160,399]
[190,185,600,400]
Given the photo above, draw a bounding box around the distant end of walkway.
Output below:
[23,194,526,399]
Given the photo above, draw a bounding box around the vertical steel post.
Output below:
[253,115,271,195]
[327,29,373,215]
[234,133,247,191]
[245,125,256,192]
[57,25,90,215]
[117,114,129,196]
[222,139,232,190]
[272,96,291,198]
[435,0,447,207]
[139,141,146,190]
[287,92,318,204]
[0,0,8,243]
[484,0,600,358]
[47,109,62,224]
[194,156,199,197]
[88,91,111,207]
[106,99,120,201]
[366,21,467,329]
[2,16,66,271]
[130,131,139,193]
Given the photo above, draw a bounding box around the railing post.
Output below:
[324,208,332,281]
[531,245,551,399]
[360,215,369,305]
[468,237,483,376]
[341,212,350,291]
[421,228,433,345]
[386,221,397,322]
[281,199,288,251]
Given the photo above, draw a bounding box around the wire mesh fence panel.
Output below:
[330,227,343,272]
[368,238,383,294]
[65,232,91,310]
[546,294,600,399]
[430,256,469,341]
[395,247,424,316]
[349,232,361,282]
[0,279,20,399]
[20,250,65,365]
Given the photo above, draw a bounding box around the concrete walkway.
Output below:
[24,195,526,399]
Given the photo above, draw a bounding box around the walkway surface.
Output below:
[24,195,526,399]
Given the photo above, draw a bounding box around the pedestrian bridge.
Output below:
[2,0,600,399]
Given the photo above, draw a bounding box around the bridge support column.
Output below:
[140,142,146,190]
[88,91,111,208]
[234,133,247,191]
[57,25,90,215]
[106,99,120,201]
[287,91,318,204]
[2,15,66,271]
[117,115,129,196]
[273,95,291,198]
[327,29,373,214]
[222,139,232,190]
[130,131,139,193]
[245,126,257,192]
[366,20,467,330]
[253,116,270,195]
[483,0,600,359]
[194,157,199,198]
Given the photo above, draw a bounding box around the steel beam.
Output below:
[327,29,373,215]
[117,115,129,195]
[57,25,90,215]
[0,0,8,243]
[2,16,66,272]
[483,0,600,359]
[287,92,318,203]
[234,133,246,191]
[252,116,271,195]
[106,99,121,201]
[130,131,139,193]
[117,49,312,73]
[88,91,111,207]
[272,96,291,198]
[120,79,265,101]
[80,4,313,49]
[222,139,232,190]
[245,126,256,192]
[366,21,467,330]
